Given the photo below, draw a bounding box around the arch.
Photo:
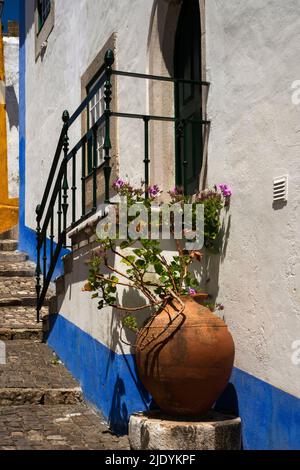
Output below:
[147,0,207,193]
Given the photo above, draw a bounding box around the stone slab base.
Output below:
[129,411,241,450]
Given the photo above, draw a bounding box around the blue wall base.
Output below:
[216,368,300,450]
[47,313,300,447]
[19,223,68,279]
[47,314,152,435]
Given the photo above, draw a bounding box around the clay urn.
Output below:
[135,295,235,416]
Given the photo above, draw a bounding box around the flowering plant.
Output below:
[83,180,231,332]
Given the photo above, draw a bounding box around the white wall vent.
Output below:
[273,175,288,203]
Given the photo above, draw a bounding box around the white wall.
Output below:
[25,0,300,400]
[25,0,154,230]
[206,0,300,398]
[4,36,19,199]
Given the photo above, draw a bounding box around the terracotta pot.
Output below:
[135,296,235,416]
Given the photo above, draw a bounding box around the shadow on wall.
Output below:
[149,0,181,75]
[24,0,35,38]
[6,85,19,130]
[47,244,154,435]
[214,383,244,449]
[196,210,232,305]
[106,267,157,434]
[108,376,128,434]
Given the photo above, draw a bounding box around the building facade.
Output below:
[0,20,19,234]
[19,0,300,448]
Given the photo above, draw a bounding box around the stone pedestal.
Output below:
[129,411,241,450]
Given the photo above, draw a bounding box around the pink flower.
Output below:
[113,178,125,190]
[217,184,232,198]
[188,288,197,296]
[168,187,184,200]
[169,187,178,197]
[148,185,160,198]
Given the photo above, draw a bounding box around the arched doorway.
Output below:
[174,0,202,194]
[148,0,206,194]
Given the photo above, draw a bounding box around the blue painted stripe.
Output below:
[47,314,152,435]
[47,313,300,447]
[216,368,300,450]
[18,2,67,278]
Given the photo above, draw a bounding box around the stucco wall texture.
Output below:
[25,0,153,231]
[4,36,19,199]
[23,0,300,405]
[206,0,300,399]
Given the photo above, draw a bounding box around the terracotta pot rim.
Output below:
[141,324,228,329]
[178,294,209,299]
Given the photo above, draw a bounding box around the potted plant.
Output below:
[83,180,234,416]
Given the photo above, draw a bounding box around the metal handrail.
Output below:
[112,69,210,87]
[35,48,211,321]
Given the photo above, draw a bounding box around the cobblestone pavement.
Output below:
[0,240,130,450]
[0,341,80,391]
[0,405,129,450]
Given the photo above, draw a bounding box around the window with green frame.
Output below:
[86,73,105,175]
[37,0,51,32]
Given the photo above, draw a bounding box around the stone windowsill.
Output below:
[67,207,111,252]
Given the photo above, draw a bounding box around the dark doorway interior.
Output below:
[174,0,202,195]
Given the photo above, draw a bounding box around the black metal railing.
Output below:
[35,49,210,321]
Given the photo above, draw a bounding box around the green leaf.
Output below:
[135,259,146,268]
[121,255,136,266]
[189,278,199,289]
[154,262,165,275]
[159,275,170,284]
[133,249,143,256]
[120,241,130,249]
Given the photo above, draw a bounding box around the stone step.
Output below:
[0,252,28,263]
[0,226,18,241]
[0,277,37,307]
[0,306,48,341]
[0,240,18,252]
[0,341,83,406]
[0,404,130,450]
[0,261,36,277]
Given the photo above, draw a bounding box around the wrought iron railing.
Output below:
[35,49,210,321]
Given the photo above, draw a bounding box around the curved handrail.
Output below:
[36,70,107,224]
[36,126,66,223]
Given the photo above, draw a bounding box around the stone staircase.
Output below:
[0,240,44,339]
[0,237,129,450]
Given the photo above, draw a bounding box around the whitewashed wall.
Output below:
[25,0,154,231]
[4,36,19,199]
[24,0,300,402]
[206,0,300,399]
